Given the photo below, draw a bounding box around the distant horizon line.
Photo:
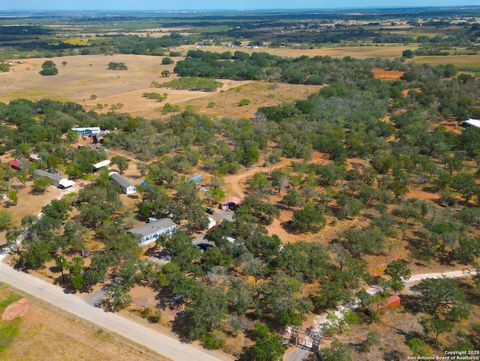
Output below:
[2,5,480,12]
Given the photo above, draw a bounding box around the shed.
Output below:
[109,172,136,195]
[462,119,480,129]
[33,169,75,189]
[8,160,22,170]
[128,218,177,246]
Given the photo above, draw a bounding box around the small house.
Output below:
[71,127,101,136]
[109,172,136,195]
[461,119,480,129]
[128,218,177,246]
[8,160,22,170]
[33,169,75,189]
[93,159,111,171]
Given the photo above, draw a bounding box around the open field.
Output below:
[0,54,178,103]
[177,82,323,119]
[179,44,416,58]
[413,54,480,72]
[0,284,166,361]
[0,54,258,118]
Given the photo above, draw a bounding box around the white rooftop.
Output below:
[93,160,111,169]
[464,119,480,128]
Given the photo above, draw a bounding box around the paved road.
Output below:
[0,262,226,361]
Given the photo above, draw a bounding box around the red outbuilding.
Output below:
[8,159,22,170]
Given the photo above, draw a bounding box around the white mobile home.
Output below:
[93,159,111,171]
[109,172,136,195]
[128,218,177,246]
[33,169,75,189]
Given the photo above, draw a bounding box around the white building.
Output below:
[93,159,111,171]
[33,169,75,189]
[128,218,177,246]
[109,172,136,195]
[462,119,480,129]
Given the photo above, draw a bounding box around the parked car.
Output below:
[205,207,215,215]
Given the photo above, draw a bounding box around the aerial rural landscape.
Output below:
[0,2,479,361]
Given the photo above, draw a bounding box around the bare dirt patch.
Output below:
[2,298,29,321]
[372,68,404,80]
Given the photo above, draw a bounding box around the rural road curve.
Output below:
[0,262,226,361]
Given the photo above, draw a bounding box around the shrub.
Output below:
[343,310,361,325]
[200,333,225,350]
[239,98,251,106]
[107,62,128,70]
[143,92,168,102]
[162,103,180,113]
[159,77,222,92]
[0,62,10,73]
[162,57,174,65]
[408,338,431,357]
[0,211,12,231]
[39,60,58,76]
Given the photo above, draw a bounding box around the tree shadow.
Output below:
[383,350,405,361]
[400,295,424,315]
[171,310,195,343]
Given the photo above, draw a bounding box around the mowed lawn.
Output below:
[413,54,480,72]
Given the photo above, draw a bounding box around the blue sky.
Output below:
[3,0,480,10]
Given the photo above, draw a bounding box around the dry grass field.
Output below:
[177,82,323,119]
[180,44,415,58]
[413,54,480,72]
[0,54,323,119]
[0,285,166,361]
[0,54,177,103]
[0,54,258,118]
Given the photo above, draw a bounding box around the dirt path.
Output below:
[222,158,294,199]
[284,267,478,361]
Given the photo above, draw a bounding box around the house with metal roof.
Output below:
[93,159,111,171]
[71,127,101,136]
[33,169,75,189]
[109,171,136,195]
[128,218,177,246]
